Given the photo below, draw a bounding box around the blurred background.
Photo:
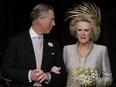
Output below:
[0,0,116,86]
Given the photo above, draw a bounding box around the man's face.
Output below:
[40,10,55,34]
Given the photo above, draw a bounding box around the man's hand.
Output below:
[31,69,50,83]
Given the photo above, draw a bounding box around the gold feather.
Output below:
[65,2,101,26]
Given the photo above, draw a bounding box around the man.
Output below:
[1,3,67,87]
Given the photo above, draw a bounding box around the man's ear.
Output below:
[37,17,43,24]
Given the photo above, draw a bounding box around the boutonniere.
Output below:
[48,42,53,47]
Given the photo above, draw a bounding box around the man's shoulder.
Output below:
[7,31,30,44]
[10,31,29,39]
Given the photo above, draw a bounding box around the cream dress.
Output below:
[63,42,112,87]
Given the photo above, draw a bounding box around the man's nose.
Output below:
[53,20,55,26]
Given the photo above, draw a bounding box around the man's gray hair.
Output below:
[30,3,54,21]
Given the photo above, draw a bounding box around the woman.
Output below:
[63,2,113,87]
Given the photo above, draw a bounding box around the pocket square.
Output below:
[51,53,55,55]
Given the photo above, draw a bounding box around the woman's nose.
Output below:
[81,31,85,35]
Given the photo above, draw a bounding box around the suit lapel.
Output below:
[19,32,36,69]
[19,33,53,70]
[41,36,52,70]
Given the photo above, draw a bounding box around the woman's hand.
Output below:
[51,66,61,74]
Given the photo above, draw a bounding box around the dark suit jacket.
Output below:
[1,31,67,87]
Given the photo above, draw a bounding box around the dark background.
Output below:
[0,0,116,87]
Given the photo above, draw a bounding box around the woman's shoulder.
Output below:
[93,43,107,49]
[64,44,76,48]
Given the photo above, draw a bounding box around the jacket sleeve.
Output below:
[96,47,113,87]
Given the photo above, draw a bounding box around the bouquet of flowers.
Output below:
[72,67,98,87]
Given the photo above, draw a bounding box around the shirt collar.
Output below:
[29,27,43,39]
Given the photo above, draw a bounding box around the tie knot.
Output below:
[38,36,43,39]
[34,36,43,50]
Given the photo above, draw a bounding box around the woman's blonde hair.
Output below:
[65,2,101,41]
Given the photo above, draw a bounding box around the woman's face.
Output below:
[75,21,92,44]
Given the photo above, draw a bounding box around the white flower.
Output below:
[48,42,53,47]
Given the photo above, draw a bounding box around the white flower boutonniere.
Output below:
[48,42,53,47]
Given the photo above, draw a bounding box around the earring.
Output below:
[91,34,93,40]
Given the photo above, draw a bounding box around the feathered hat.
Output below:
[65,2,101,41]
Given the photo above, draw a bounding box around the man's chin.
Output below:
[45,31,51,34]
